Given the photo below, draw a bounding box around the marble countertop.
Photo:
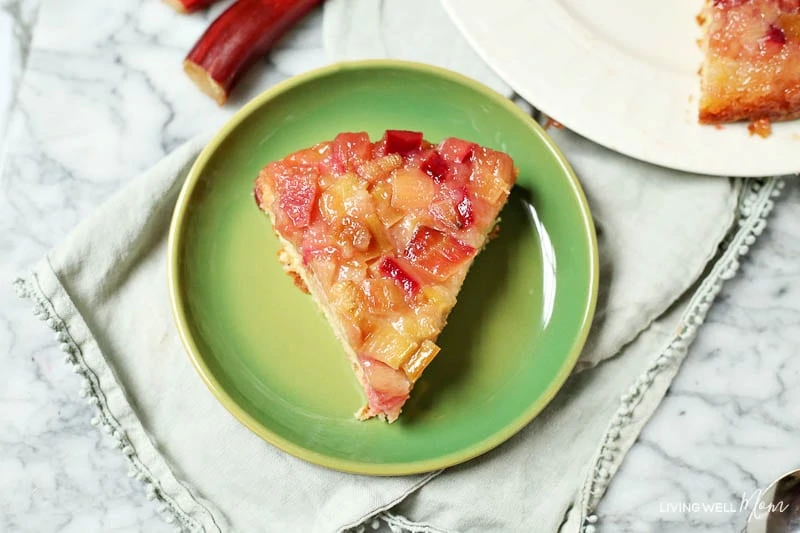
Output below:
[1,2,799,532]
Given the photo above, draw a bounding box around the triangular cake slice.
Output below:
[699,0,800,128]
[254,130,518,422]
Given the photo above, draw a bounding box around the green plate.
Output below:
[168,60,598,475]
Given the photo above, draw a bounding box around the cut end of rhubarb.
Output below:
[183,59,227,105]
[165,0,220,13]
[164,0,189,13]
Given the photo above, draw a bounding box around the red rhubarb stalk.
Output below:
[184,0,322,105]
[164,0,221,14]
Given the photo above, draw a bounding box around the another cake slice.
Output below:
[699,0,800,125]
[254,130,518,422]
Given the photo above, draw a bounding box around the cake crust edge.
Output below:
[699,98,800,124]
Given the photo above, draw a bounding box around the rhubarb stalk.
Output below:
[165,0,222,13]
[184,0,322,105]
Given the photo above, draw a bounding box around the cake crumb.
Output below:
[544,117,564,130]
[747,118,772,138]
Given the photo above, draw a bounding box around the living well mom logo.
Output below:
[658,489,789,520]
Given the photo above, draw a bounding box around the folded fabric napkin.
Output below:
[13,2,784,532]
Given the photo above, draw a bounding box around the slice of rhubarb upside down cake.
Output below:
[254,130,518,422]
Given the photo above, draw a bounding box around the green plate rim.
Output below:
[167,59,599,476]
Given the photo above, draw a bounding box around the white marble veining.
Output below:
[597,181,800,532]
[0,0,38,150]
[0,1,798,533]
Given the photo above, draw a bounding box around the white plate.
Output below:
[441,0,800,177]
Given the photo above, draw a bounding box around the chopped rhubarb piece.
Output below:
[287,147,326,167]
[387,216,419,251]
[337,219,372,253]
[762,24,788,57]
[300,219,337,263]
[393,311,439,341]
[307,254,338,289]
[363,213,394,255]
[360,357,411,396]
[448,162,472,186]
[379,257,420,298]
[404,226,475,279]
[164,0,221,13]
[420,285,457,315]
[455,189,474,228]
[318,172,373,227]
[337,260,368,283]
[184,0,322,105]
[330,279,366,319]
[419,149,449,183]
[366,394,407,422]
[361,278,405,315]
[471,148,514,202]
[766,24,787,45]
[358,154,403,183]
[403,340,441,382]
[438,138,477,163]
[429,198,460,232]
[273,164,318,229]
[371,180,403,226]
[390,168,436,210]
[359,356,411,420]
[362,324,419,369]
[383,130,424,155]
[332,132,372,174]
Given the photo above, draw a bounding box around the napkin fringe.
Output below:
[13,273,203,533]
[348,512,452,533]
[379,512,454,533]
[575,177,785,533]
